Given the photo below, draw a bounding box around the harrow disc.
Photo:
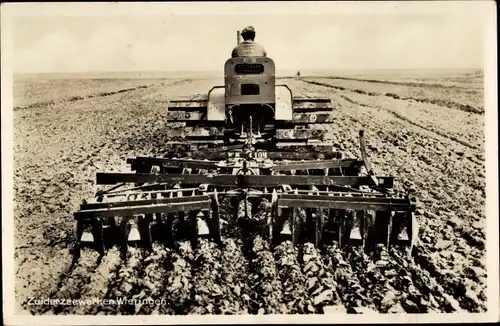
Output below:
[73,127,420,259]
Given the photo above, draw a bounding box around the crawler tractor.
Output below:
[73,31,420,260]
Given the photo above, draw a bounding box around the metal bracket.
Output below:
[359,129,379,186]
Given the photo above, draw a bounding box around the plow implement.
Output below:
[73,130,420,260]
[72,54,421,263]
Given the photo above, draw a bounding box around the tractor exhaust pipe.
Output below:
[237,30,241,45]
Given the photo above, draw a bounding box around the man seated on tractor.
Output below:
[232,26,267,58]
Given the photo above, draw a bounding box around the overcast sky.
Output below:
[6,2,489,73]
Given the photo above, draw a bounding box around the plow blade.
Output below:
[73,193,221,258]
[273,192,419,254]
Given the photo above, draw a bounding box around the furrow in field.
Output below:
[301,77,483,113]
[286,79,486,312]
[134,244,172,315]
[301,243,344,314]
[218,238,252,314]
[160,241,194,315]
[274,241,310,314]
[70,247,122,314]
[249,236,286,314]
[188,239,224,315]
[99,247,145,315]
[323,244,376,313]
[43,249,101,315]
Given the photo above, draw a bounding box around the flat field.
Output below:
[12,70,486,315]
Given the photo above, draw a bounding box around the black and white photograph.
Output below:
[1,1,498,324]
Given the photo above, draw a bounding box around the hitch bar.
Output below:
[278,194,417,211]
[127,157,363,171]
[74,195,211,219]
[96,173,394,188]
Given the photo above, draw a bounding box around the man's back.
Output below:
[232,38,267,58]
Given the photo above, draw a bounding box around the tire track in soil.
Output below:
[311,75,474,90]
[292,79,486,312]
[13,79,193,111]
[36,249,101,315]
[336,93,479,151]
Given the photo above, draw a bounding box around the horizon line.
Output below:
[13,67,483,75]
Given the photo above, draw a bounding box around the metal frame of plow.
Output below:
[269,190,419,255]
[96,173,395,188]
[73,192,222,258]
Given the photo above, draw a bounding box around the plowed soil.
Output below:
[13,72,486,315]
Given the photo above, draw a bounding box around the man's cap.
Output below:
[241,26,255,34]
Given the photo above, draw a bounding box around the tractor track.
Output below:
[14,76,486,315]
